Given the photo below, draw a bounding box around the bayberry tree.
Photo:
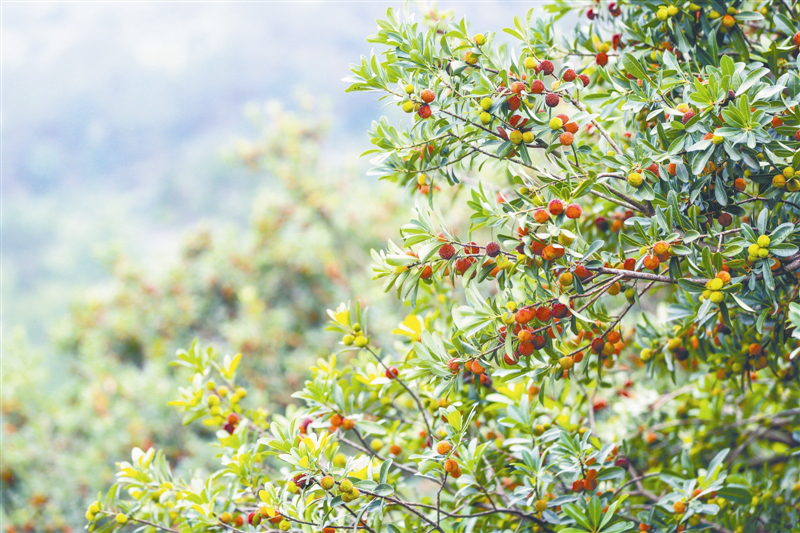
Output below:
[88,3,800,533]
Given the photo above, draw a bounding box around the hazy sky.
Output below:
[3,2,533,340]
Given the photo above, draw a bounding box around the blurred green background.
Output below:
[2,2,526,531]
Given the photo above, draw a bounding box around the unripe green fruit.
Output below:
[712,135,723,145]
[480,112,492,125]
[524,57,537,69]
[533,424,545,436]
[85,512,96,521]
[279,519,291,531]
[474,33,486,45]
[788,179,800,192]
[354,335,368,348]
[404,84,414,94]
[757,235,770,248]
[747,244,760,256]
[340,479,354,492]
[115,514,128,524]
[710,291,724,304]
[522,131,534,144]
[627,172,643,188]
[666,5,678,15]
[509,130,523,145]
[89,502,101,514]
[320,476,335,490]
[657,8,668,20]
[758,248,769,258]
[480,97,493,110]
[773,175,786,188]
[784,167,796,178]
[402,100,415,113]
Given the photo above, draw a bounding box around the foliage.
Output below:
[88,3,800,533]
[0,106,406,532]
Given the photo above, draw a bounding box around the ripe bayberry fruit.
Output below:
[486,241,501,257]
[532,335,546,349]
[560,132,574,146]
[545,93,560,107]
[439,244,456,260]
[564,122,579,134]
[420,89,435,103]
[578,74,590,87]
[511,81,526,94]
[596,52,608,66]
[552,303,569,319]
[594,217,609,231]
[385,366,399,379]
[507,95,521,111]
[436,441,452,455]
[223,423,235,434]
[565,203,582,219]
[562,69,576,82]
[591,338,605,353]
[418,105,432,119]
[227,413,239,425]
[794,32,800,46]
[534,208,550,223]
[420,265,433,279]
[682,110,695,124]
[465,241,480,254]
[548,199,564,215]
[530,80,545,94]
[341,418,355,430]
[516,308,535,324]
[538,60,554,75]
[455,257,473,275]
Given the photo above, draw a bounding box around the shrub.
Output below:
[88,4,800,533]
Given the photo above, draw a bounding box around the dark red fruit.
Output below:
[591,338,605,354]
[552,303,569,319]
[538,60,554,75]
[545,93,559,108]
[594,217,609,231]
[532,335,546,350]
[717,213,732,227]
[596,53,608,66]
[562,69,576,82]
[531,80,545,94]
[578,74,590,87]
[439,244,456,260]
[682,110,695,124]
[486,241,501,257]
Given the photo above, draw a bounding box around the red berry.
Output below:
[224,423,235,434]
[591,338,605,354]
[565,203,582,219]
[682,110,695,124]
[572,480,584,492]
[486,241,501,257]
[623,257,636,271]
[535,306,551,322]
[596,52,608,66]
[418,105,432,118]
[447,358,460,373]
[227,413,239,425]
[532,335,546,349]
[552,303,569,319]
[560,132,574,146]
[385,366,399,379]
[795,130,800,141]
[293,474,309,488]
[538,60,554,75]
[562,69,576,82]
[594,217,609,231]
[511,81,526,94]
[717,213,732,227]
[420,265,433,279]
[439,244,456,260]
[420,89,435,103]
[578,74,590,87]
[794,32,800,46]
[455,257,473,275]
[545,93,559,108]
[530,80,545,94]
[465,241,480,254]
[508,95,521,111]
[516,308,535,324]
[587,8,595,19]
[548,199,564,216]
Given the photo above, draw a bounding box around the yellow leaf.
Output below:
[392,314,423,342]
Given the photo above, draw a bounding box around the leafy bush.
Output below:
[87,4,800,533]
[0,106,406,532]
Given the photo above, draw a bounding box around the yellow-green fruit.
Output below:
[208,395,220,406]
[747,244,760,256]
[509,130,523,145]
[667,338,683,351]
[533,424,545,436]
[206,380,216,390]
[115,514,128,525]
[522,131,535,144]
[417,174,428,186]
[343,334,355,346]
[549,117,564,130]
[701,290,711,300]
[726,6,737,14]
[524,57,537,69]
[758,248,769,259]
[709,10,720,19]
[402,100,415,113]
[627,172,643,188]
[320,476,335,490]
[279,519,291,531]
[783,167,795,178]
[480,97,493,110]
[404,84,414,94]
[90,502,101,514]
[688,2,700,10]
[534,499,548,512]
[333,453,346,467]
[598,43,610,53]
[354,335,369,348]
[370,439,384,451]
[657,8,668,20]
[85,512,96,521]
[348,488,361,499]
[667,5,678,15]
[558,232,574,246]
[757,235,770,248]
[773,175,786,188]
[712,135,723,145]
[705,278,723,291]
[788,179,800,192]
[340,479,354,492]
[474,33,486,45]
[641,348,653,361]
[747,255,758,263]
[710,291,724,304]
